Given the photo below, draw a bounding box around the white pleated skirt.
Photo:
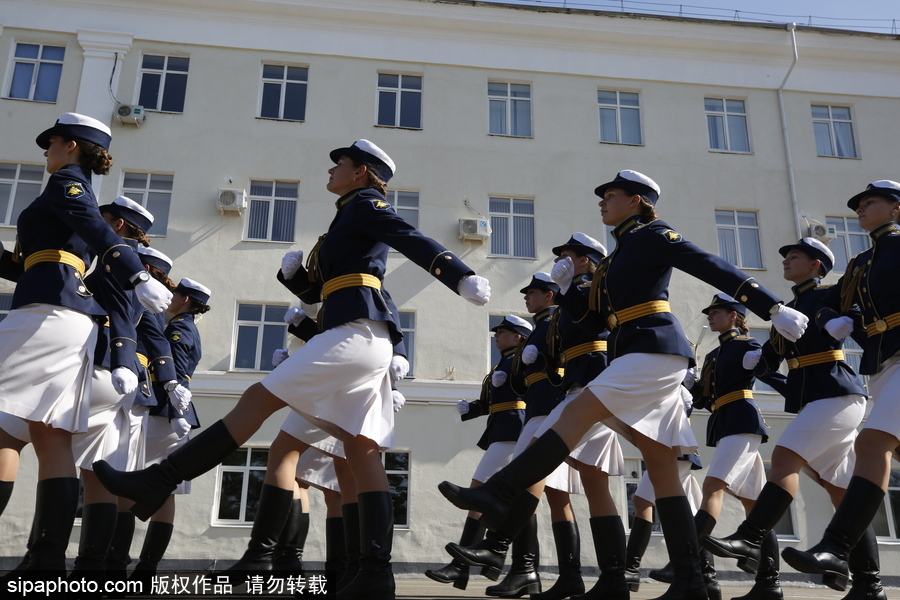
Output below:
[0,305,97,433]
[472,441,516,483]
[0,412,30,443]
[706,433,765,500]
[262,319,394,449]
[864,353,900,441]
[142,414,191,494]
[72,367,134,471]
[295,447,340,493]
[280,410,345,459]
[634,460,703,513]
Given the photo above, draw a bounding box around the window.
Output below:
[398,312,415,377]
[812,105,857,158]
[0,294,11,324]
[234,303,288,371]
[748,328,787,394]
[0,164,43,226]
[598,90,642,145]
[625,459,661,532]
[138,54,189,113]
[377,74,422,129]
[826,216,870,273]
[705,98,750,153]
[764,463,796,537]
[488,82,531,137]
[489,197,535,258]
[7,43,65,102]
[121,172,173,236]
[214,447,269,525]
[259,64,307,121]
[386,191,419,229]
[715,209,762,269]
[871,468,900,540]
[246,180,298,242]
[384,451,410,527]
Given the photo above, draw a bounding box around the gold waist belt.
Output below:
[607,300,671,329]
[713,389,753,411]
[525,369,564,387]
[560,341,607,363]
[24,250,86,276]
[866,313,900,337]
[490,400,526,414]
[787,350,845,370]
[322,273,381,300]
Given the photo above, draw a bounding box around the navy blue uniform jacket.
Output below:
[511,307,566,421]
[550,272,609,390]
[462,347,526,451]
[148,313,201,427]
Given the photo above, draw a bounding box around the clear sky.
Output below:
[497,1,900,33]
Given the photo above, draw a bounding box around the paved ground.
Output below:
[393,577,852,600]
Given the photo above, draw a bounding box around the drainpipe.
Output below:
[778,23,803,239]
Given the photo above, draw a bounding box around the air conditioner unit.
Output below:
[459,218,490,242]
[217,188,247,214]
[115,104,145,125]
[808,223,837,243]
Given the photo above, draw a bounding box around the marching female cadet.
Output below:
[0,113,170,573]
[440,170,808,600]
[94,139,490,600]
[780,182,900,593]
[426,314,532,591]
[702,237,880,600]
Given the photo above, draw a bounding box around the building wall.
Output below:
[0,0,898,580]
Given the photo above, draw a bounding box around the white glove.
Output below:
[167,382,192,415]
[682,367,697,390]
[680,385,694,414]
[521,345,539,365]
[491,371,508,387]
[280,250,304,280]
[456,400,470,415]
[272,348,290,367]
[392,390,406,413]
[551,257,575,295]
[770,304,809,343]
[742,350,762,370]
[824,316,854,341]
[171,417,191,439]
[457,275,491,306]
[283,306,307,326]
[389,355,410,385]
[111,367,138,396]
[134,276,173,313]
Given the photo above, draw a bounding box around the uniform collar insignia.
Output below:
[500,346,517,358]
[871,221,900,241]
[336,189,361,209]
[792,278,819,298]
[612,215,642,240]
[718,329,739,344]
[533,307,553,323]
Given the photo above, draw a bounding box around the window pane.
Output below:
[15,44,40,59]
[813,122,834,156]
[217,472,244,520]
[265,305,288,322]
[489,99,506,135]
[283,83,306,121]
[403,330,415,375]
[167,56,190,72]
[620,92,639,107]
[401,75,422,91]
[849,233,868,256]
[146,192,170,235]
[223,448,248,466]
[377,91,397,127]
[387,473,408,525]
[142,55,165,69]
[244,469,265,521]
[511,99,531,136]
[727,115,750,152]
[0,184,11,223]
[378,73,399,88]
[286,67,307,82]
[398,312,414,329]
[725,99,745,113]
[620,108,642,145]
[34,63,62,102]
[250,449,269,466]
[238,304,262,321]
[271,199,296,242]
[262,64,284,79]
[399,90,421,128]
[738,228,763,269]
[513,216,535,258]
[250,180,272,196]
[385,452,409,471]
[597,90,617,105]
[487,82,507,96]
[247,200,269,239]
[41,46,64,61]
[274,182,297,199]
[490,216,508,255]
[161,73,187,112]
[260,324,286,371]
[396,208,418,228]
[707,115,725,150]
[513,200,533,215]
[123,173,148,188]
[811,105,830,119]
[831,107,851,120]
[599,108,618,143]
[149,174,174,190]
[833,122,857,158]
[704,98,724,112]
[717,228,738,265]
[510,84,530,98]
[715,210,735,226]
[234,325,259,369]
[736,212,757,227]
[138,72,161,109]
[395,191,418,207]
[9,63,35,99]
[489,197,510,213]
[260,82,281,119]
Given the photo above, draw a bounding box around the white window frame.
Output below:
[138,53,190,113]
[232,303,289,372]
[812,104,858,159]
[826,215,871,274]
[624,459,661,532]
[6,41,65,103]
[120,172,174,236]
[244,180,298,243]
[376,73,423,129]
[715,209,763,269]
[212,446,270,527]
[705,97,751,153]
[488,81,532,138]
[258,63,308,122]
[598,89,643,145]
[0,163,44,227]
[383,450,411,528]
[385,190,419,229]
[398,311,415,377]
[488,196,535,259]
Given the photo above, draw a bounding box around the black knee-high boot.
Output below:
[94,420,238,520]
[572,515,628,600]
[733,531,782,600]
[702,483,793,574]
[26,477,80,573]
[105,512,135,573]
[649,496,706,600]
[625,517,653,592]
[336,491,395,600]
[533,520,584,600]
[273,500,308,573]
[439,430,571,529]
[228,485,294,571]
[425,516,486,590]
[485,514,541,598]
[324,517,346,578]
[337,503,360,590]
[839,527,886,600]
[130,521,174,579]
[0,480,13,516]
[73,503,118,571]
[782,477,885,592]
[651,509,717,586]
